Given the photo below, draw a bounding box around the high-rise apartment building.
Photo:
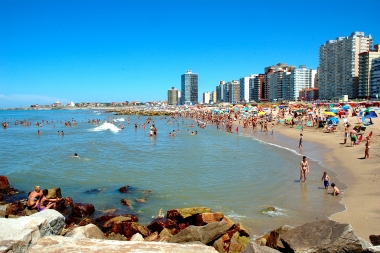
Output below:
[167,87,180,105]
[319,32,373,99]
[228,80,240,103]
[252,74,265,101]
[282,65,317,101]
[181,70,198,105]
[216,81,225,103]
[358,44,380,99]
[371,57,380,99]
[264,63,295,101]
[203,92,211,104]
[239,74,258,103]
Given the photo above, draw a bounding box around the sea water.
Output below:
[0,109,345,237]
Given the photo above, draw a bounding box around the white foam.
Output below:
[115,118,125,122]
[90,122,121,133]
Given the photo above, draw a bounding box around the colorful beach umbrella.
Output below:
[365,111,377,119]
[258,111,266,116]
[324,111,336,116]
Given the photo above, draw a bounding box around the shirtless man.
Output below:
[27,186,42,210]
[299,156,309,183]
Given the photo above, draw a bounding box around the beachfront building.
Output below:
[211,91,217,104]
[282,65,317,101]
[216,81,225,103]
[227,80,240,103]
[264,63,295,101]
[358,44,380,99]
[371,57,380,99]
[299,88,319,101]
[319,32,373,100]
[252,74,265,102]
[181,69,198,105]
[239,74,258,103]
[203,92,211,104]
[168,87,180,105]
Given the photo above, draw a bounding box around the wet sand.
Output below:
[234,111,380,240]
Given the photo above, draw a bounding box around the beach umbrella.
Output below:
[330,109,338,114]
[328,117,340,124]
[365,111,377,119]
[342,105,350,110]
[258,111,266,116]
[324,111,336,116]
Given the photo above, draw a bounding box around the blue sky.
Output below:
[1,0,379,108]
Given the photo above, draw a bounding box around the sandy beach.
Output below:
[234,108,379,240]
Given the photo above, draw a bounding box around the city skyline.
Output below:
[1,0,379,108]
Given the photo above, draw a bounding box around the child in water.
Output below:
[321,171,330,189]
[331,183,340,196]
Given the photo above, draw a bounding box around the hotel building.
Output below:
[167,87,180,105]
[181,70,198,105]
[319,32,373,99]
[371,57,380,99]
[358,44,380,99]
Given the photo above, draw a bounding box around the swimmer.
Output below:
[73,153,80,158]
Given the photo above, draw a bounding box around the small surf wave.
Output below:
[263,206,288,217]
[90,122,120,133]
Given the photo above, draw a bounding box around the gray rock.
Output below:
[242,242,281,253]
[27,236,219,252]
[363,246,380,253]
[169,221,230,244]
[0,209,64,253]
[281,220,370,253]
[65,224,105,239]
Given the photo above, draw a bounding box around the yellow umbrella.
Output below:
[324,111,336,116]
[258,111,266,116]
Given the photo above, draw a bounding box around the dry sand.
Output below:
[234,109,379,240]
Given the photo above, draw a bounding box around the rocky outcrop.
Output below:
[27,236,219,253]
[0,209,64,253]
[370,235,380,246]
[169,220,231,244]
[0,176,10,190]
[71,203,95,217]
[65,224,105,239]
[280,220,371,253]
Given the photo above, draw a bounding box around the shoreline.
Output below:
[233,114,379,240]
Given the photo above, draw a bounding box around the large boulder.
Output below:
[0,209,65,252]
[167,207,212,221]
[0,176,10,190]
[147,217,177,233]
[112,221,151,239]
[71,203,95,217]
[28,236,219,252]
[241,242,282,253]
[281,220,371,252]
[370,235,380,246]
[196,212,224,226]
[65,224,105,239]
[169,220,230,244]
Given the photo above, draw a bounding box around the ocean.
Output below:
[0,109,345,237]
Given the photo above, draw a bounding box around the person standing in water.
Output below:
[299,156,309,183]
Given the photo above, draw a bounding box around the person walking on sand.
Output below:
[344,124,349,144]
[299,156,309,183]
[364,136,370,159]
[299,133,303,148]
[321,171,330,189]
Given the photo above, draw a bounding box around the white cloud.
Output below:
[0,94,67,108]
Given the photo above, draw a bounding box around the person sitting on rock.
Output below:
[27,185,42,210]
[36,189,60,211]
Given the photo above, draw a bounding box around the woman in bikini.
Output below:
[27,186,42,210]
[36,189,60,212]
[300,156,309,183]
